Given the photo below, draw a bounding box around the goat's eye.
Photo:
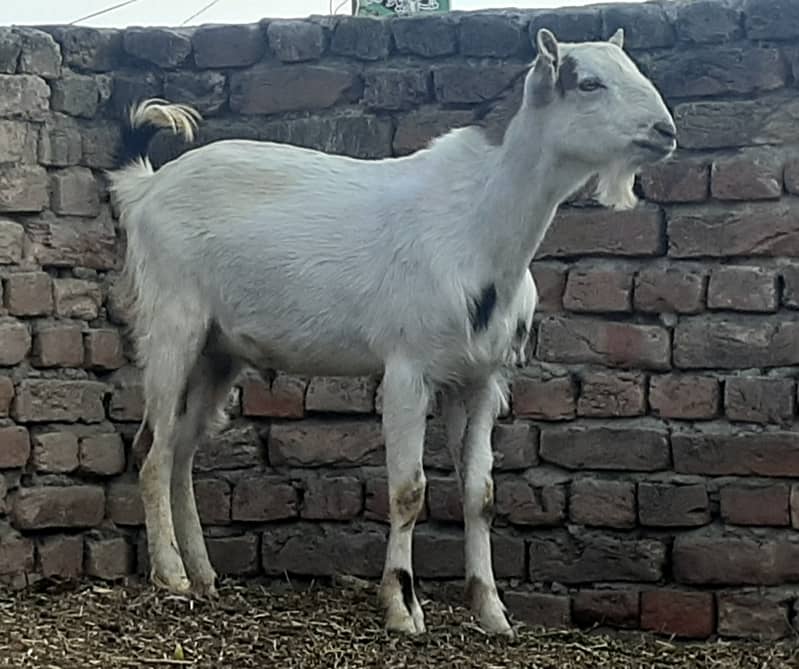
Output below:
[578,78,604,92]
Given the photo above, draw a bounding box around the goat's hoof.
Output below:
[191,580,219,600]
[478,610,513,638]
[383,598,426,635]
[152,573,192,595]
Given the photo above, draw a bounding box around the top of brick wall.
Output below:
[2,0,796,74]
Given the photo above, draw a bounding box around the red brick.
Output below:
[4,271,52,316]
[511,371,575,420]
[0,425,30,468]
[231,476,297,522]
[195,478,231,525]
[79,433,125,475]
[707,266,778,312]
[529,531,666,584]
[639,158,709,203]
[573,590,639,629]
[540,422,669,472]
[711,150,783,201]
[563,267,632,313]
[305,376,377,414]
[37,534,83,578]
[33,321,84,367]
[12,379,107,423]
[52,279,103,319]
[634,267,705,314]
[668,201,799,258]
[504,592,570,628]
[638,482,709,527]
[0,319,31,365]
[207,534,260,576]
[269,419,383,467]
[725,376,794,424]
[717,591,794,640]
[109,367,144,422]
[570,478,635,528]
[672,426,799,476]
[0,376,14,417]
[495,474,567,526]
[537,316,670,370]
[241,373,305,418]
[536,206,664,259]
[641,590,714,639]
[194,423,263,472]
[577,371,645,417]
[106,479,143,526]
[530,262,565,311]
[649,374,719,419]
[492,422,538,470]
[300,476,362,520]
[86,536,133,579]
[31,430,78,473]
[84,329,125,370]
[0,529,34,575]
[720,484,790,526]
[13,485,105,529]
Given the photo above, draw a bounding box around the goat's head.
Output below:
[519,28,676,210]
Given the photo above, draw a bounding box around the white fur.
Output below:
[108,28,675,636]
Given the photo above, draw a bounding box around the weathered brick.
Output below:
[31,431,79,473]
[270,419,383,467]
[231,476,297,522]
[391,15,457,57]
[305,376,376,414]
[641,590,714,639]
[262,525,386,578]
[37,534,83,578]
[86,536,133,579]
[601,3,674,48]
[84,329,125,371]
[529,531,666,583]
[46,26,122,72]
[109,367,144,422]
[540,422,669,472]
[33,321,84,368]
[16,28,61,78]
[670,0,742,43]
[786,158,799,195]
[123,27,192,68]
[13,380,106,423]
[0,74,49,121]
[674,316,799,369]
[634,267,705,314]
[530,262,565,312]
[50,72,100,119]
[301,476,362,520]
[0,425,30,469]
[79,433,125,476]
[30,211,116,270]
[192,24,264,68]
[266,21,324,63]
[577,371,646,418]
[492,422,538,470]
[107,479,143,526]
[638,482,710,527]
[392,108,472,155]
[529,8,602,42]
[672,426,799,476]
[570,478,636,528]
[5,272,52,316]
[50,167,100,217]
[53,279,103,319]
[207,534,260,576]
[792,485,799,529]
[573,590,639,629]
[330,17,390,61]
[744,0,799,39]
[0,377,14,417]
[0,28,21,74]
[0,319,30,366]
[537,316,670,370]
[195,423,262,472]
[39,113,82,166]
[365,476,390,523]
[504,592,571,628]
[495,473,567,526]
[433,63,524,104]
[0,529,34,575]
[725,377,794,425]
[163,71,226,116]
[0,165,48,213]
[426,476,460,523]
[720,484,790,526]
[241,374,306,419]
[717,591,794,640]
[13,485,105,529]
[511,371,575,420]
[563,267,632,313]
[459,14,527,58]
[0,120,37,164]
[639,158,709,203]
[711,149,784,201]
[80,120,123,170]
[363,68,428,111]
[195,478,230,525]
[0,219,24,264]
[649,374,719,419]
[707,266,777,312]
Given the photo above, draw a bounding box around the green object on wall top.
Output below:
[353,0,451,16]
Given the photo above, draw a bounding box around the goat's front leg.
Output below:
[462,376,513,637]
[379,357,429,635]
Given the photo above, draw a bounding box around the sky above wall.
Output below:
[4,0,642,28]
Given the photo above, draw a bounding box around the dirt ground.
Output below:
[0,577,797,669]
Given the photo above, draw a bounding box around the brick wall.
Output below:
[1,0,799,641]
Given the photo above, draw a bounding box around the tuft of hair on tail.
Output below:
[119,97,202,167]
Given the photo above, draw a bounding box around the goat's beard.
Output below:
[592,161,638,210]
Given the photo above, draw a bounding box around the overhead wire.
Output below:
[180,0,224,25]
[68,0,142,25]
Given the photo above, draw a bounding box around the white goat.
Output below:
[108,27,675,637]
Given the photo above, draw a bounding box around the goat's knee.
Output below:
[464,476,494,524]
[390,468,426,530]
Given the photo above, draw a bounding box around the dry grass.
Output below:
[0,577,797,668]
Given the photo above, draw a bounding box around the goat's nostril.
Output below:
[653,121,677,140]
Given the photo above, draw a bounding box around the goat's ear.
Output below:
[608,27,624,48]
[525,28,560,107]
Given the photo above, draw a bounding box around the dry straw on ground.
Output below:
[0,578,796,668]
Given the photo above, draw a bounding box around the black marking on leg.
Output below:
[395,568,415,615]
[176,385,188,417]
[515,319,528,342]
[469,283,497,332]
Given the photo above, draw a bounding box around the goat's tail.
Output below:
[120,97,202,166]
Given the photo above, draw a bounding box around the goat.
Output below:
[108,27,676,638]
